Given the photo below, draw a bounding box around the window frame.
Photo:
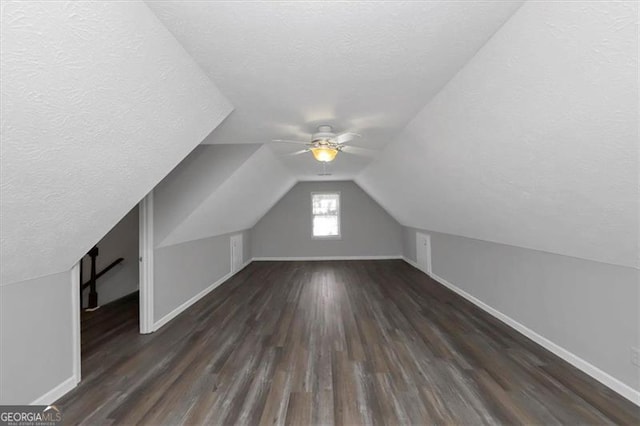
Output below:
[310,191,341,240]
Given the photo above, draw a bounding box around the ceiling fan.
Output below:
[271,125,373,162]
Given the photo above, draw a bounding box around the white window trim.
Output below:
[311,191,341,240]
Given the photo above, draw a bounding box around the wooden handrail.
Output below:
[81,257,124,291]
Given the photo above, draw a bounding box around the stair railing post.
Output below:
[88,246,99,309]
[79,257,84,309]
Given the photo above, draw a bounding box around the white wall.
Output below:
[358,1,638,268]
[0,271,75,404]
[81,206,139,307]
[252,181,402,259]
[403,228,640,396]
[0,0,233,285]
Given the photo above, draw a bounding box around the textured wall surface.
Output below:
[358,1,639,267]
[0,271,74,404]
[403,227,640,392]
[252,181,402,258]
[154,230,250,322]
[147,1,523,180]
[154,144,261,245]
[160,146,296,247]
[0,1,232,284]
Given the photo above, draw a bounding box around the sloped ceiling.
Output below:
[146,1,524,180]
[4,0,634,283]
[158,146,296,248]
[0,1,232,284]
[357,1,639,267]
[154,144,262,244]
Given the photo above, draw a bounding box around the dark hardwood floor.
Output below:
[58,260,639,425]
[80,291,139,359]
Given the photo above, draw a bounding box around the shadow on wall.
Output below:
[81,205,139,308]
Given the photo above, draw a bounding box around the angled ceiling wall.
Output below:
[146,1,524,180]
[157,145,296,248]
[357,1,638,268]
[0,1,232,284]
[154,144,262,244]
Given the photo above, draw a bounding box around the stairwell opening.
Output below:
[78,204,140,379]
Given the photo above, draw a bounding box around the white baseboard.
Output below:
[252,255,403,261]
[30,376,77,405]
[153,260,251,332]
[402,257,640,406]
[402,257,421,270]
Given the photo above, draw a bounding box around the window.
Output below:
[312,192,340,238]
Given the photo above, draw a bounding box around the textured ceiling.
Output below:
[3,0,635,284]
[154,144,262,245]
[357,1,639,267]
[146,1,524,180]
[0,1,232,284]
[158,146,296,248]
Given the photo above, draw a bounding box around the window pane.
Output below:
[312,194,338,215]
[313,216,339,237]
[312,193,340,237]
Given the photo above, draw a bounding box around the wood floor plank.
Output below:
[56,260,640,425]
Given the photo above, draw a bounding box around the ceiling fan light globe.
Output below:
[311,147,338,162]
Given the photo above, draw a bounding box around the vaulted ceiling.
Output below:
[0,1,232,284]
[2,0,637,285]
[155,144,296,248]
[357,0,638,268]
[147,1,524,180]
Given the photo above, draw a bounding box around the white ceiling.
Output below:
[357,0,639,268]
[158,146,297,248]
[154,144,262,245]
[147,1,524,180]
[4,0,635,285]
[0,1,232,284]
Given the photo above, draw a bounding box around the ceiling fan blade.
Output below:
[335,132,360,145]
[340,145,376,157]
[271,139,310,145]
[287,149,309,156]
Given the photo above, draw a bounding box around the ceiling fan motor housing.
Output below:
[312,125,336,143]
